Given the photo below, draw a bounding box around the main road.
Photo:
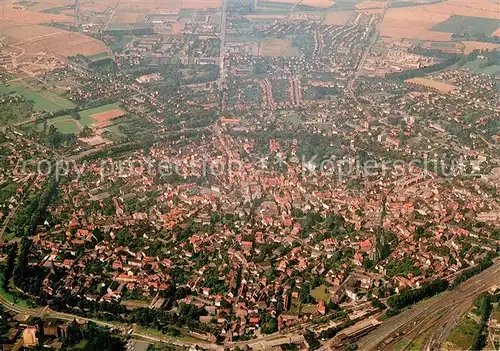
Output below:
[0,292,222,349]
[217,0,228,90]
[357,260,500,351]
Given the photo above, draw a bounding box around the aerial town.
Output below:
[0,0,499,350]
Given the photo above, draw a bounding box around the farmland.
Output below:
[0,6,72,27]
[405,78,457,93]
[355,0,387,9]
[257,0,335,8]
[324,10,353,25]
[380,0,500,41]
[462,58,500,75]
[16,30,108,57]
[462,41,500,55]
[431,15,500,36]
[114,0,223,15]
[1,22,107,58]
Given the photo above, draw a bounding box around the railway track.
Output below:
[358,260,500,350]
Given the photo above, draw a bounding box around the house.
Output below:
[23,327,38,347]
[317,300,326,315]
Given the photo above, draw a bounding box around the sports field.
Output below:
[38,102,126,134]
[45,115,81,134]
[78,103,125,126]
[0,83,75,112]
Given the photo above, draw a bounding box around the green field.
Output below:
[463,59,500,75]
[35,102,125,135]
[49,117,81,134]
[109,35,134,52]
[37,115,82,134]
[0,273,31,308]
[87,52,111,61]
[310,285,330,303]
[0,83,75,112]
[330,0,363,10]
[446,314,480,349]
[260,38,300,57]
[431,16,499,36]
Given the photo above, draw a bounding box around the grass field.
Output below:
[260,38,299,56]
[0,273,31,309]
[48,116,81,134]
[0,83,75,112]
[462,58,500,75]
[462,41,500,55]
[87,52,112,61]
[310,285,330,303]
[446,314,480,350]
[432,15,500,36]
[109,35,134,52]
[37,102,125,134]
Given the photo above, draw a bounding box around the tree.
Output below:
[2,243,18,289]
[261,319,278,334]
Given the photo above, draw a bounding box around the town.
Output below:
[0,0,499,350]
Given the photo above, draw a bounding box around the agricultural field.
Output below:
[0,83,75,112]
[110,0,223,24]
[462,41,500,55]
[0,5,72,28]
[17,30,108,57]
[260,38,300,56]
[1,22,108,57]
[405,78,457,93]
[462,58,500,75]
[256,0,335,8]
[380,0,499,41]
[431,15,500,36]
[323,10,353,25]
[355,0,387,9]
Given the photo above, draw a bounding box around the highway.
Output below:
[357,260,500,351]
